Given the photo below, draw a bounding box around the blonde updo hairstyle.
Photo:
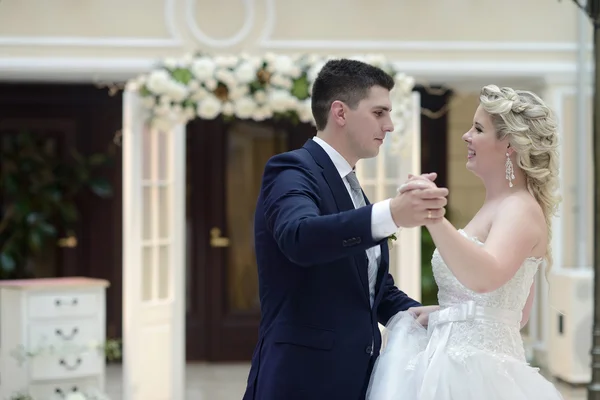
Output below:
[479,85,561,274]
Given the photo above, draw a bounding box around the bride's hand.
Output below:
[407,305,440,327]
[397,173,438,193]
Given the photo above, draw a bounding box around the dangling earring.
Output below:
[505,152,515,188]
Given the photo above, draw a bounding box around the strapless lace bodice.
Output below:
[430,229,542,362]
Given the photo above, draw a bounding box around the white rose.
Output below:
[222,102,235,116]
[153,103,171,116]
[184,106,196,120]
[264,52,277,64]
[234,61,258,84]
[141,96,155,109]
[228,85,248,101]
[253,109,267,121]
[172,104,183,114]
[398,76,415,93]
[65,392,87,400]
[270,74,293,90]
[268,55,296,77]
[196,95,222,119]
[204,79,217,91]
[253,90,267,104]
[163,57,178,69]
[191,58,216,81]
[159,95,171,105]
[166,81,188,102]
[268,89,295,113]
[296,100,314,124]
[188,80,200,91]
[214,68,236,88]
[191,87,210,101]
[290,66,302,79]
[252,105,273,121]
[146,70,171,94]
[233,96,257,119]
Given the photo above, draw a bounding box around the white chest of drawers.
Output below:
[0,277,110,400]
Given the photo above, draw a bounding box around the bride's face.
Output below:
[461,105,510,178]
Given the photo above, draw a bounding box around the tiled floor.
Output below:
[104,363,588,400]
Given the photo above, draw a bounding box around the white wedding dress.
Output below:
[366,229,563,400]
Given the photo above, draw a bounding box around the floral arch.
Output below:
[119,52,420,400]
[126,52,416,149]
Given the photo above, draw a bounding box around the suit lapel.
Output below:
[303,140,355,213]
[303,140,370,301]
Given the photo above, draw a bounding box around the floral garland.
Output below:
[126,52,415,144]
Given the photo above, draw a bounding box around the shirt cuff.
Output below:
[371,199,400,240]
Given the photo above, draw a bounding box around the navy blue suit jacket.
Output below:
[242,139,420,400]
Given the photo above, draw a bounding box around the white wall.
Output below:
[0,0,587,84]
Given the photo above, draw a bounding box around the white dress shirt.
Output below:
[312,136,399,306]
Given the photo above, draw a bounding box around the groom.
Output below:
[242,59,448,400]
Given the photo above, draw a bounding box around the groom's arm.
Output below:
[263,152,386,266]
[377,274,422,325]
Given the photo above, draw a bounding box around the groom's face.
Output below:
[344,85,394,160]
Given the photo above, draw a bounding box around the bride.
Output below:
[367,85,563,399]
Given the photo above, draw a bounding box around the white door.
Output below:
[356,91,422,301]
[122,90,185,400]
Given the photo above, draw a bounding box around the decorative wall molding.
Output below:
[185,0,256,47]
[258,0,590,53]
[260,39,592,53]
[0,57,156,82]
[0,57,588,92]
[0,0,181,48]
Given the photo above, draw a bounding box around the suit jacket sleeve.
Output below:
[262,152,385,266]
[377,273,422,325]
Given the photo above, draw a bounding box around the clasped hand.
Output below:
[389,172,448,228]
[408,305,440,327]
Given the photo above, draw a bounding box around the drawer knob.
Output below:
[59,357,82,370]
[55,298,79,307]
[55,386,80,397]
[55,327,79,340]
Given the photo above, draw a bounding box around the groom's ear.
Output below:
[330,100,347,127]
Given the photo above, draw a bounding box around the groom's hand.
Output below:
[408,305,440,327]
[390,179,448,228]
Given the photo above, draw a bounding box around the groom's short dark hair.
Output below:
[311,59,395,130]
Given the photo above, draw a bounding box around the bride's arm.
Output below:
[426,196,541,293]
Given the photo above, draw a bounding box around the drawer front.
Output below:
[28,292,98,319]
[29,378,103,399]
[29,320,103,350]
[30,348,102,381]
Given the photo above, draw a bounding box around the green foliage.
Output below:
[0,132,113,279]
[420,228,439,306]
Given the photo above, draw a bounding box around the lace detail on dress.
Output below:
[431,229,541,363]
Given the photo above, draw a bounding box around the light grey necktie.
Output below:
[346,171,378,307]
